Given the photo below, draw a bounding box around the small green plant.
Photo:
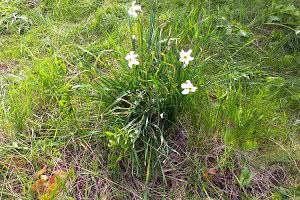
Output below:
[1,56,71,132]
[220,85,287,150]
[238,167,254,187]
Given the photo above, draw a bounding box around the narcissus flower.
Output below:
[128,1,142,18]
[181,80,197,95]
[179,49,194,67]
[125,51,139,68]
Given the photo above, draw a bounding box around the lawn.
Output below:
[0,0,299,199]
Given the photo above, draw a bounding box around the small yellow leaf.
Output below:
[40,175,48,181]
[208,168,219,175]
[34,166,47,180]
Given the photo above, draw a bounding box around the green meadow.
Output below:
[0,0,299,199]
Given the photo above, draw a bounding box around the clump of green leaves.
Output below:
[221,86,287,150]
[1,56,70,132]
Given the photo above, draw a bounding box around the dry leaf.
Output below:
[31,179,48,194]
[31,168,68,200]
[203,168,219,180]
[46,170,68,196]
[208,168,219,175]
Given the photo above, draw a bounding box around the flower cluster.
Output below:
[126,1,197,95]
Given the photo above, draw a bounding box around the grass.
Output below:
[0,0,299,199]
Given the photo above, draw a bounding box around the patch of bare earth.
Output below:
[38,130,295,199]
[0,61,17,74]
[52,142,142,199]
[203,145,290,199]
[150,128,293,199]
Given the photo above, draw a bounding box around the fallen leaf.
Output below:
[46,170,68,196]
[31,179,48,194]
[208,168,219,175]
[31,168,69,200]
[49,170,68,185]
[203,168,219,180]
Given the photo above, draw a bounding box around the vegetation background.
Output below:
[0,0,299,199]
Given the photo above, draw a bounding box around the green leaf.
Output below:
[272,192,283,200]
[268,16,281,23]
[105,131,114,138]
[238,167,253,187]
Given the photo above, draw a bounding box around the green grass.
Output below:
[0,0,299,199]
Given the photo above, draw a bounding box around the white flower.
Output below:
[125,51,139,68]
[128,1,142,18]
[181,80,197,95]
[179,49,194,67]
[160,113,164,119]
[132,35,136,40]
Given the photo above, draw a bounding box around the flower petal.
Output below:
[132,59,139,65]
[134,5,142,12]
[128,9,138,17]
[181,89,189,95]
[181,83,188,89]
[179,57,185,63]
[125,54,131,60]
[191,86,197,92]
[128,62,133,68]
[180,49,185,57]
[185,80,192,85]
